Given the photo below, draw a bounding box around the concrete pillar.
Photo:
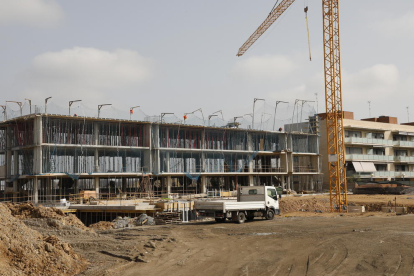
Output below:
[94,122,100,172]
[94,149,99,172]
[287,175,291,191]
[166,176,172,195]
[33,116,43,174]
[200,175,207,194]
[287,151,293,173]
[201,152,205,173]
[94,176,99,198]
[249,175,254,186]
[34,176,38,204]
[165,152,170,173]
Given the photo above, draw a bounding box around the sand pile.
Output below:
[89,221,114,230]
[280,196,330,213]
[6,203,91,232]
[0,203,88,275]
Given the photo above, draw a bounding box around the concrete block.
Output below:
[348,206,365,213]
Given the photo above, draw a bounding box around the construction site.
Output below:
[1,0,413,275]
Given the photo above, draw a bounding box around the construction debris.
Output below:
[113,214,156,229]
[155,211,181,225]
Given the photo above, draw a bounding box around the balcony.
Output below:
[373,171,395,177]
[393,141,414,148]
[344,137,392,146]
[347,171,414,178]
[346,154,393,161]
[394,156,414,162]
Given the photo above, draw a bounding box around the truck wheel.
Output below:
[237,212,246,224]
[265,210,275,220]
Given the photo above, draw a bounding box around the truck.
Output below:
[195,186,280,224]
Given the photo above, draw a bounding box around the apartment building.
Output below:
[318,111,414,189]
[0,113,321,204]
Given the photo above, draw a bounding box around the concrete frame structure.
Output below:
[318,111,414,190]
[0,113,321,204]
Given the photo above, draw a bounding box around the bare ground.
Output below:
[5,195,414,276]
[75,195,414,275]
[68,212,414,276]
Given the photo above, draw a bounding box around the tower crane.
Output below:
[237,0,347,212]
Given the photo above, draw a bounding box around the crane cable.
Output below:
[269,0,279,16]
[304,5,312,61]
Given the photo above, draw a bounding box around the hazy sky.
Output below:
[0,0,413,127]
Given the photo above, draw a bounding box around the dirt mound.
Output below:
[280,196,330,213]
[89,221,114,230]
[6,203,91,232]
[0,203,88,275]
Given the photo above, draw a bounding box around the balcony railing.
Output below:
[394,156,414,162]
[344,137,392,146]
[393,141,414,147]
[346,154,393,161]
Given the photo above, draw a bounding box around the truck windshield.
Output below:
[267,189,277,198]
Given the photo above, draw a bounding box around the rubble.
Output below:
[112,214,156,229]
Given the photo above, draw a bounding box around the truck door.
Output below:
[266,188,279,210]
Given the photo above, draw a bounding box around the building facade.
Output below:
[318,111,414,190]
[0,113,321,204]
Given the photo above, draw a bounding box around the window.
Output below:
[375,164,387,171]
[267,189,277,198]
[372,133,384,139]
[373,148,385,155]
[395,150,408,156]
[248,189,257,195]
[346,147,363,154]
[395,165,408,172]
[393,135,407,141]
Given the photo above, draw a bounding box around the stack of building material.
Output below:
[155,212,181,225]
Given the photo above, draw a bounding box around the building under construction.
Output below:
[0,113,321,204]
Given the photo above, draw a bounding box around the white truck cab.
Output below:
[238,186,279,213]
[195,185,280,223]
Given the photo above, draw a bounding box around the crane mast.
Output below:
[322,0,347,211]
[237,0,347,212]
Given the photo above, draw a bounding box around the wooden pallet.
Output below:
[155,212,181,224]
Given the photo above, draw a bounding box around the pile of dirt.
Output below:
[6,203,91,232]
[0,203,88,275]
[89,221,114,230]
[280,196,330,213]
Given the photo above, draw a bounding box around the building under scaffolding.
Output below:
[0,113,322,204]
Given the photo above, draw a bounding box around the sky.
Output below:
[0,0,413,129]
